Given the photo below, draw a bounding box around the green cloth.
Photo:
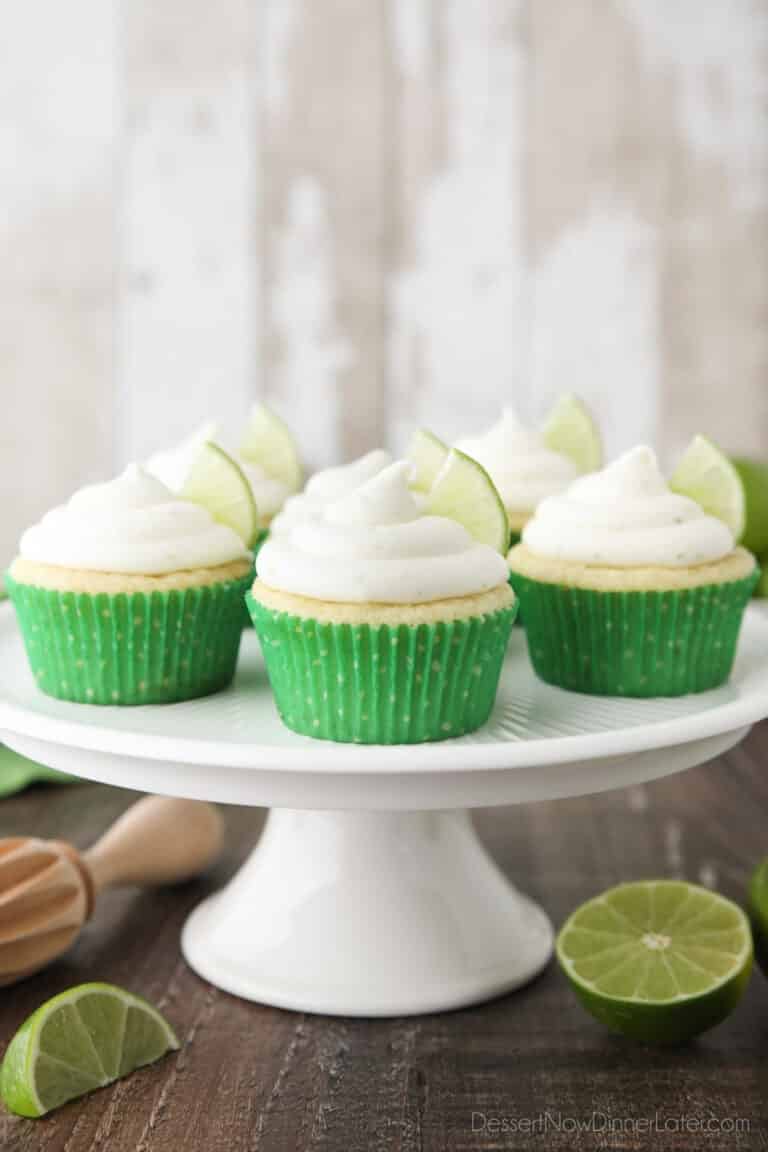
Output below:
[1,579,71,794]
[0,745,72,798]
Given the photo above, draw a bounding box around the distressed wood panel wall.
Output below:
[1,0,766,562]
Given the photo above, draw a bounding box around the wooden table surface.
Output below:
[1,727,767,1152]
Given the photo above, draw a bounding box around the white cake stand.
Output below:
[2,602,768,1017]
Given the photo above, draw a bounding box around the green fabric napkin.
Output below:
[0,745,72,798]
[0,579,72,795]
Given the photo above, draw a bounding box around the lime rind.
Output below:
[748,858,768,974]
[670,435,746,540]
[181,440,259,548]
[732,457,768,554]
[407,429,449,493]
[426,449,510,555]
[1,983,179,1118]
[542,393,602,474]
[240,403,304,493]
[556,881,752,1044]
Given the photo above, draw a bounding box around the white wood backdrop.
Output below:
[1,0,767,561]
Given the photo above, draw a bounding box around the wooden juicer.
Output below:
[0,796,223,985]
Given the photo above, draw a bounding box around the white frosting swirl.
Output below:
[458,408,578,510]
[20,465,250,574]
[271,449,393,534]
[522,446,735,566]
[257,460,508,602]
[146,423,291,519]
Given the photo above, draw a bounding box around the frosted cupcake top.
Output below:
[458,408,578,511]
[271,449,394,533]
[522,446,735,567]
[146,423,291,519]
[257,460,509,603]
[20,465,250,574]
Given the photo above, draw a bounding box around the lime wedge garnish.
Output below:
[407,429,449,493]
[426,449,510,554]
[732,457,768,553]
[0,983,179,1117]
[240,403,304,493]
[557,881,752,1045]
[748,858,768,975]
[542,393,602,474]
[670,435,746,539]
[181,441,258,548]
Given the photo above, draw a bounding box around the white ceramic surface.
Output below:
[1,603,767,1015]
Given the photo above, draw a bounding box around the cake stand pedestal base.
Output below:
[181,808,554,1017]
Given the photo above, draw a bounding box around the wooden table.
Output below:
[1,726,767,1152]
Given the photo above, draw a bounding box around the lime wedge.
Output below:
[407,429,449,493]
[1,983,179,1117]
[181,440,258,548]
[542,393,602,474]
[240,403,304,493]
[732,457,768,553]
[748,858,768,975]
[557,881,752,1045]
[670,436,746,539]
[426,449,510,554]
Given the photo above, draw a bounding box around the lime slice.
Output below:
[181,441,258,548]
[754,563,768,598]
[407,429,449,493]
[426,449,510,554]
[557,881,752,1045]
[732,457,768,553]
[542,393,602,474]
[0,983,179,1117]
[748,858,768,975]
[240,404,303,493]
[670,436,746,539]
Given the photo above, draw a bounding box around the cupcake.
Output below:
[271,448,393,534]
[6,466,253,704]
[508,446,758,697]
[248,460,516,743]
[458,397,601,542]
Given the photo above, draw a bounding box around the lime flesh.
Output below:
[240,403,304,492]
[181,440,258,548]
[670,436,746,539]
[732,457,768,553]
[407,428,449,493]
[1,983,179,1117]
[557,881,752,1045]
[427,449,510,554]
[542,393,602,474]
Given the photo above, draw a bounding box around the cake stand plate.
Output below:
[2,603,767,1017]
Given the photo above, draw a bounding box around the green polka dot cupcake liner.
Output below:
[5,569,253,705]
[508,568,758,697]
[247,595,517,743]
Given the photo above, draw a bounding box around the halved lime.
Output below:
[748,858,768,974]
[240,403,304,493]
[542,393,602,474]
[407,428,449,493]
[732,457,768,553]
[670,436,746,539]
[426,449,510,554]
[181,441,258,548]
[1,983,179,1117]
[557,881,752,1045]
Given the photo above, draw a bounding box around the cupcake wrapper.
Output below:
[6,571,253,705]
[247,595,517,743]
[509,568,758,697]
